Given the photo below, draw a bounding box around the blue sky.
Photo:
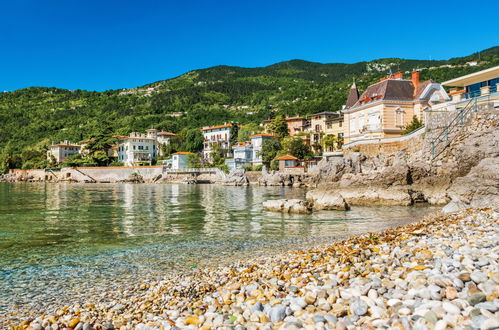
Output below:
[1,0,498,91]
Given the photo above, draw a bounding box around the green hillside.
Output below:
[0,46,498,171]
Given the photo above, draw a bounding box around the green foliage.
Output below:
[237,123,263,142]
[0,46,497,170]
[209,142,225,166]
[322,134,337,151]
[279,136,313,160]
[180,128,204,153]
[266,115,289,138]
[404,115,424,135]
[187,154,200,168]
[261,138,281,167]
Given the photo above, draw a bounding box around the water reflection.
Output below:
[0,182,437,314]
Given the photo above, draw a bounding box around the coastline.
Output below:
[5,206,498,329]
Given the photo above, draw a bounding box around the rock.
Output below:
[480,318,499,330]
[444,158,499,211]
[442,302,460,314]
[424,311,438,324]
[475,302,499,313]
[350,298,367,316]
[470,271,488,284]
[445,287,458,300]
[269,305,287,322]
[467,293,487,306]
[263,199,312,214]
[68,319,80,329]
[304,292,317,305]
[305,190,350,211]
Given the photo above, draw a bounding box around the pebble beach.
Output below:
[5,206,499,330]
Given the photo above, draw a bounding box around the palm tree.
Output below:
[322,134,337,152]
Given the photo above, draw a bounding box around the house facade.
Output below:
[249,133,275,166]
[47,141,81,163]
[276,155,299,170]
[157,131,176,156]
[115,130,159,166]
[202,123,235,160]
[171,152,192,169]
[309,112,344,153]
[225,142,253,169]
[343,71,450,144]
[286,116,309,136]
[442,65,499,102]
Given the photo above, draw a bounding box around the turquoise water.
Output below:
[0,182,436,316]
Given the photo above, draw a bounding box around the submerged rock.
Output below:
[263,199,312,214]
[305,190,350,211]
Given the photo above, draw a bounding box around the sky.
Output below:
[1,0,498,92]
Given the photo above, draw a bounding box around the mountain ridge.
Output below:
[0,46,498,171]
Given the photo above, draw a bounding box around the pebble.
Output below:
[4,207,498,330]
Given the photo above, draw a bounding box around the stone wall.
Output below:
[345,133,425,157]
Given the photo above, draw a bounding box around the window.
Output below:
[368,112,380,130]
[145,146,149,150]
[396,108,405,127]
[349,118,356,134]
[339,121,343,127]
[133,145,136,150]
[358,116,365,131]
[138,146,143,150]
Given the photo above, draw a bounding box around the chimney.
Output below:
[393,72,403,80]
[412,71,420,89]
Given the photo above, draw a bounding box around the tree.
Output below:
[279,136,313,160]
[322,134,337,152]
[266,115,289,138]
[404,115,424,134]
[261,138,281,167]
[187,154,201,168]
[237,123,262,142]
[181,128,204,153]
[210,142,225,166]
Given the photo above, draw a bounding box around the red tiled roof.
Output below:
[157,132,176,136]
[172,152,194,155]
[276,155,299,161]
[352,79,434,108]
[202,124,233,131]
[249,133,275,138]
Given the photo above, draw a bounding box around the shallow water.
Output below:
[0,182,437,316]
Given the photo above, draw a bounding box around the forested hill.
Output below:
[0,46,498,169]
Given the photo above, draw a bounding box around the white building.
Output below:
[225,142,253,169]
[47,141,81,163]
[171,152,193,169]
[115,129,159,166]
[249,133,275,166]
[202,123,235,160]
[157,131,176,156]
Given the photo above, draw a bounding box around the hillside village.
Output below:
[44,65,499,173]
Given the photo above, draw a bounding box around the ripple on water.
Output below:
[0,182,438,315]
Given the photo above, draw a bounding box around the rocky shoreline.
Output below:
[5,206,498,330]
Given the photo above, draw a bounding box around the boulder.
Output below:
[223,168,249,186]
[443,157,499,212]
[306,190,350,211]
[263,199,312,214]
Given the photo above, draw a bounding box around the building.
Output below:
[202,123,235,160]
[249,133,275,166]
[285,116,309,136]
[171,152,193,169]
[157,131,176,156]
[115,130,159,166]
[225,141,253,169]
[309,112,344,153]
[442,65,499,102]
[275,155,299,170]
[343,71,450,144]
[47,141,81,163]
